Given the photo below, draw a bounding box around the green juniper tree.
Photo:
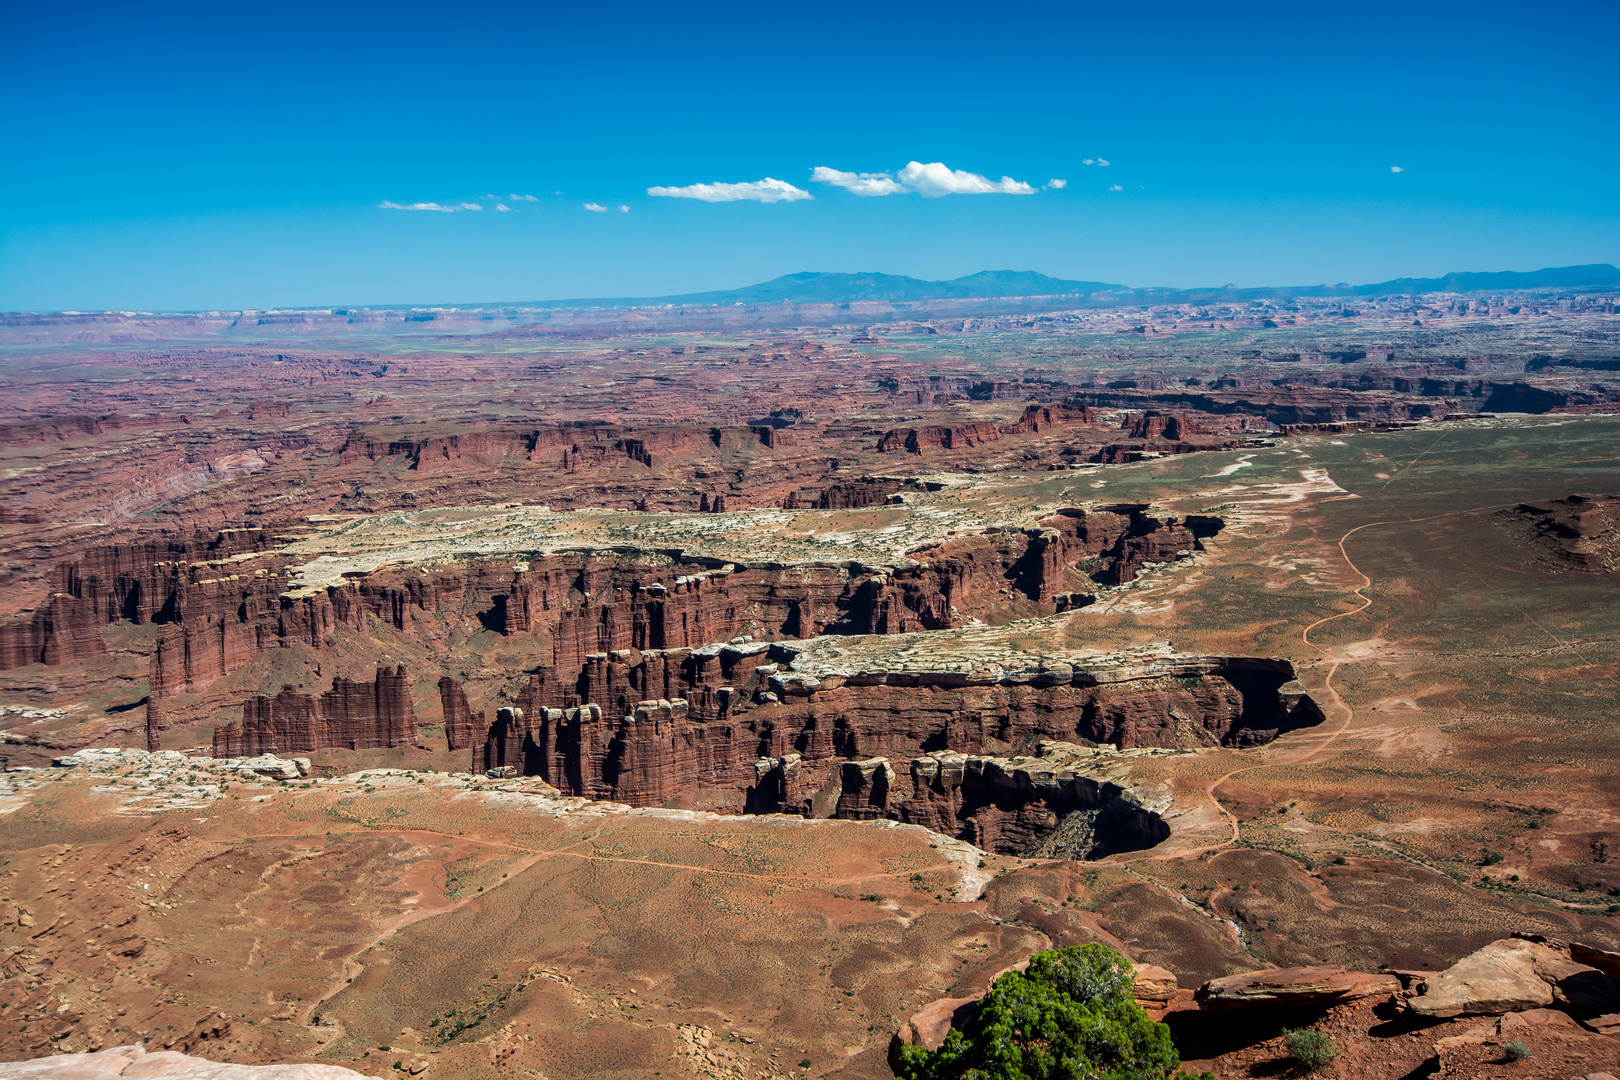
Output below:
[895,944,1209,1080]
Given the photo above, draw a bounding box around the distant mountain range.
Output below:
[533,263,1620,309]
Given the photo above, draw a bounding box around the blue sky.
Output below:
[1,0,1616,311]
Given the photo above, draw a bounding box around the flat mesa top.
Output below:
[275,474,1063,596]
[775,631,1179,682]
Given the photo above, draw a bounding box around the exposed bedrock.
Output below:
[467,646,1323,854]
[0,528,274,668]
[1065,379,1620,424]
[335,418,794,476]
[5,505,1222,747]
[875,404,1096,454]
[210,665,417,757]
[438,676,484,752]
[1501,492,1620,574]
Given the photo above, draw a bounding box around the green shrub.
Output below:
[895,943,1208,1080]
[1282,1027,1336,1069]
[1503,1039,1532,1061]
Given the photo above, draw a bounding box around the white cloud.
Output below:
[379,201,457,212]
[1108,184,1123,192]
[810,160,1039,198]
[810,166,907,196]
[619,205,630,213]
[495,203,511,212]
[1082,159,1095,165]
[460,202,483,211]
[511,193,539,201]
[584,202,608,212]
[1390,165,1404,173]
[647,177,812,203]
[1097,159,1110,167]
[896,161,1035,196]
[1045,178,1067,190]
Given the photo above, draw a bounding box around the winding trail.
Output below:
[1151,499,1521,863]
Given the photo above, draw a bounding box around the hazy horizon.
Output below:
[2,0,1617,311]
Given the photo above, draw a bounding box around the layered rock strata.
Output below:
[467,642,1322,853]
[874,405,1096,455]
[0,528,274,669]
[5,503,1223,756]
[211,666,417,757]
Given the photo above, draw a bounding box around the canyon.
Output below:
[2,283,1618,1078]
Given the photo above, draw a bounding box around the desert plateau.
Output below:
[0,267,1617,1079]
[5,4,1619,1074]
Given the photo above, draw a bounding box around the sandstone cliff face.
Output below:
[437,676,483,752]
[829,744,1175,858]
[466,647,1323,851]
[0,529,274,670]
[876,404,1095,453]
[7,503,1220,756]
[211,666,417,756]
[781,481,899,510]
[1123,410,1203,441]
[877,422,1005,454]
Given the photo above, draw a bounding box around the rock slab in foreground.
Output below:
[0,1044,383,1078]
[1194,965,1399,1011]
[1405,937,1620,1019]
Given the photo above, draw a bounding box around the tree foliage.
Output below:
[895,944,1203,1080]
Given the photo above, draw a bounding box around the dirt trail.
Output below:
[1143,494,1520,865]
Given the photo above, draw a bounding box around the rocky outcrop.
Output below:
[831,743,1176,857]
[1132,965,1179,1009]
[468,643,1322,853]
[211,666,418,757]
[1502,493,1620,573]
[1007,404,1097,433]
[838,505,1221,636]
[876,405,1094,454]
[1123,410,1203,441]
[1406,936,1620,1018]
[0,414,107,444]
[877,422,1004,454]
[438,676,483,751]
[782,480,899,509]
[1195,966,1400,1011]
[0,528,274,670]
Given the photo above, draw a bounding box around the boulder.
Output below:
[887,996,978,1071]
[1194,965,1399,1011]
[1406,937,1620,1018]
[1515,932,1620,983]
[237,754,301,781]
[1132,964,1178,1008]
[1436,1006,1585,1050]
[0,1043,383,1078]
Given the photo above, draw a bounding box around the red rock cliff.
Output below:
[211,665,418,756]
